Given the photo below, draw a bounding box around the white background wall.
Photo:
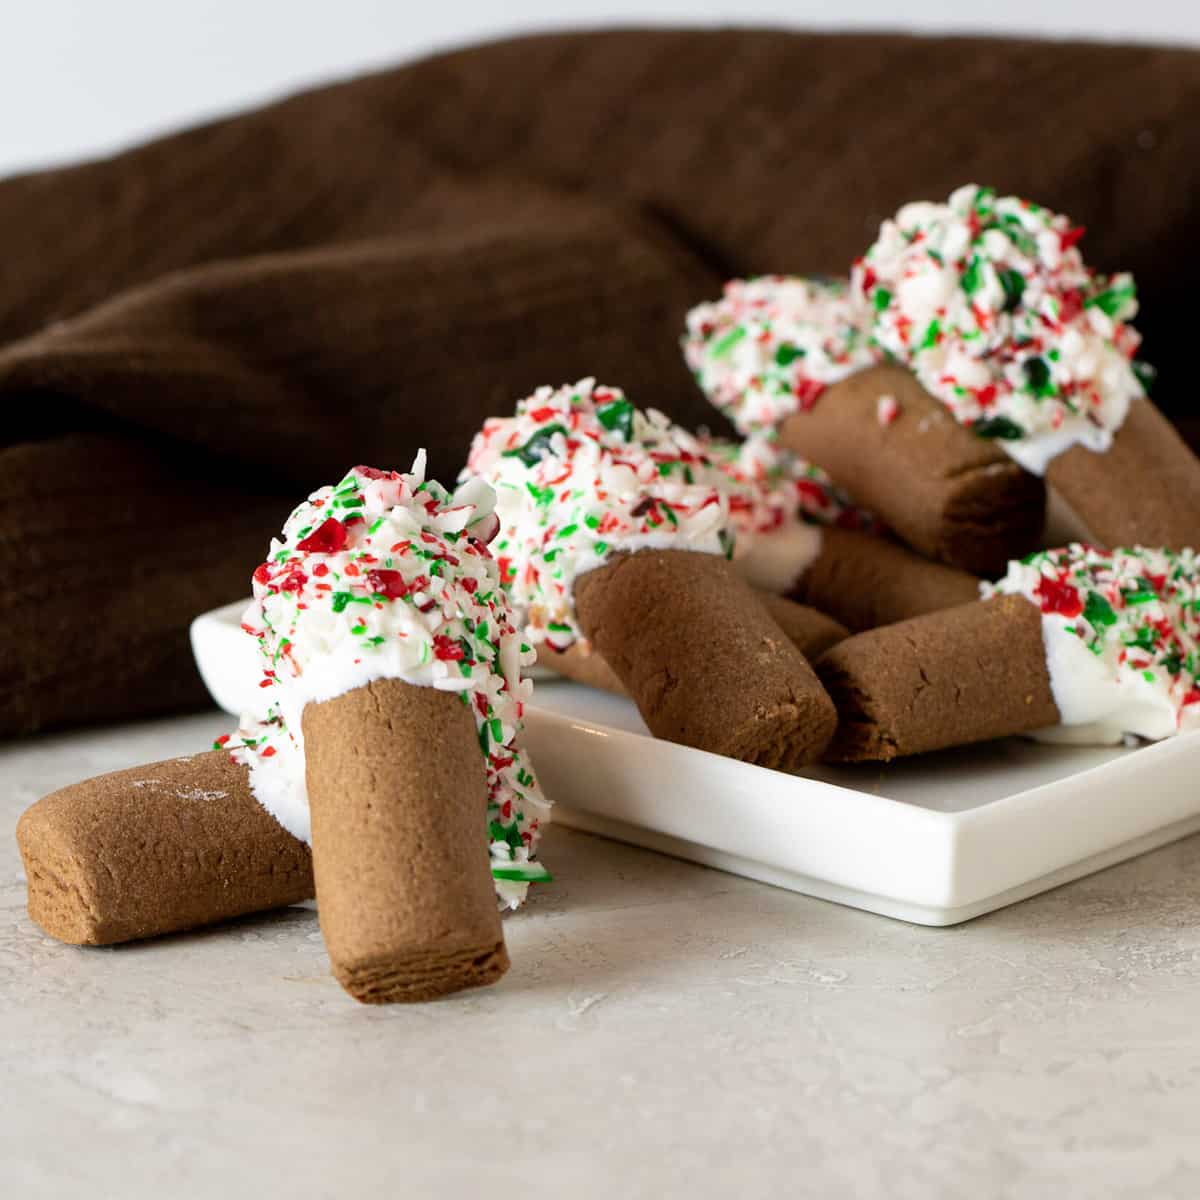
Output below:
[2,0,1196,176]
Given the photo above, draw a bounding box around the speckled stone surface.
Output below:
[4,712,1200,1197]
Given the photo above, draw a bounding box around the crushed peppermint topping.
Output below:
[221,454,551,908]
[853,184,1150,472]
[465,379,879,642]
[985,545,1200,738]
[702,434,876,539]
[876,395,900,427]
[683,276,880,437]
[464,379,733,651]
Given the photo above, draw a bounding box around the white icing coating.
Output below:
[855,184,1148,474]
[735,521,824,593]
[984,545,1200,747]
[464,380,731,651]
[683,276,879,436]
[221,456,551,909]
[1034,616,1181,745]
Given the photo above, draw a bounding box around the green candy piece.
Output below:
[872,287,892,312]
[525,480,554,507]
[1122,583,1158,605]
[1023,356,1055,397]
[999,269,1025,312]
[775,342,805,366]
[971,415,1026,440]
[1125,625,1158,651]
[492,862,553,883]
[503,423,569,468]
[596,397,635,442]
[1083,590,1118,629]
[1086,281,1137,319]
[709,325,746,359]
[961,256,984,296]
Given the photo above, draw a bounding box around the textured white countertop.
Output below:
[3,710,1200,1197]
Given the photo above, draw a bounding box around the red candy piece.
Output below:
[1059,225,1086,253]
[1058,289,1083,325]
[794,479,831,509]
[252,562,272,585]
[366,568,408,599]
[1035,574,1083,618]
[793,377,826,411]
[433,634,465,661]
[297,517,348,554]
[353,465,392,480]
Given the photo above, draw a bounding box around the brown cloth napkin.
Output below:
[3,29,1198,738]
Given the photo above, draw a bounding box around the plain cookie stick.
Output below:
[574,550,837,768]
[303,678,508,1004]
[777,365,1045,576]
[538,590,848,696]
[17,751,313,945]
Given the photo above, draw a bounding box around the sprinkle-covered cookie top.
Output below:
[854,184,1149,474]
[704,434,876,540]
[683,277,879,437]
[464,379,731,651]
[220,455,550,907]
[985,544,1200,741]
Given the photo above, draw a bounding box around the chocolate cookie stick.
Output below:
[776,365,1044,576]
[576,549,836,766]
[682,276,1044,575]
[540,590,847,696]
[228,460,550,1003]
[855,186,1169,550]
[816,595,1058,762]
[304,678,507,1003]
[1047,398,1200,550]
[466,380,837,767]
[787,526,981,632]
[817,545,1200,761]
[17,751,312,946]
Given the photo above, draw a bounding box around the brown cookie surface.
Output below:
[815,594,1060,762]
[303,677,508,1004]
[778,365,1045,575]
[540,592,847,698]
[574,549,837,769]
[17,750,313,946]
[1047,398,1200,551]
[791,526,982,633]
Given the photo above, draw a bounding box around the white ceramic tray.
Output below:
[192,600,1200,926]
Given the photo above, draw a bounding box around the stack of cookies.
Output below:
[16,184,1200,1003]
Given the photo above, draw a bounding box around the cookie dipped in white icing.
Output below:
[218,456,551,908]
[855,184,1150,476]
[464,379,732,651]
